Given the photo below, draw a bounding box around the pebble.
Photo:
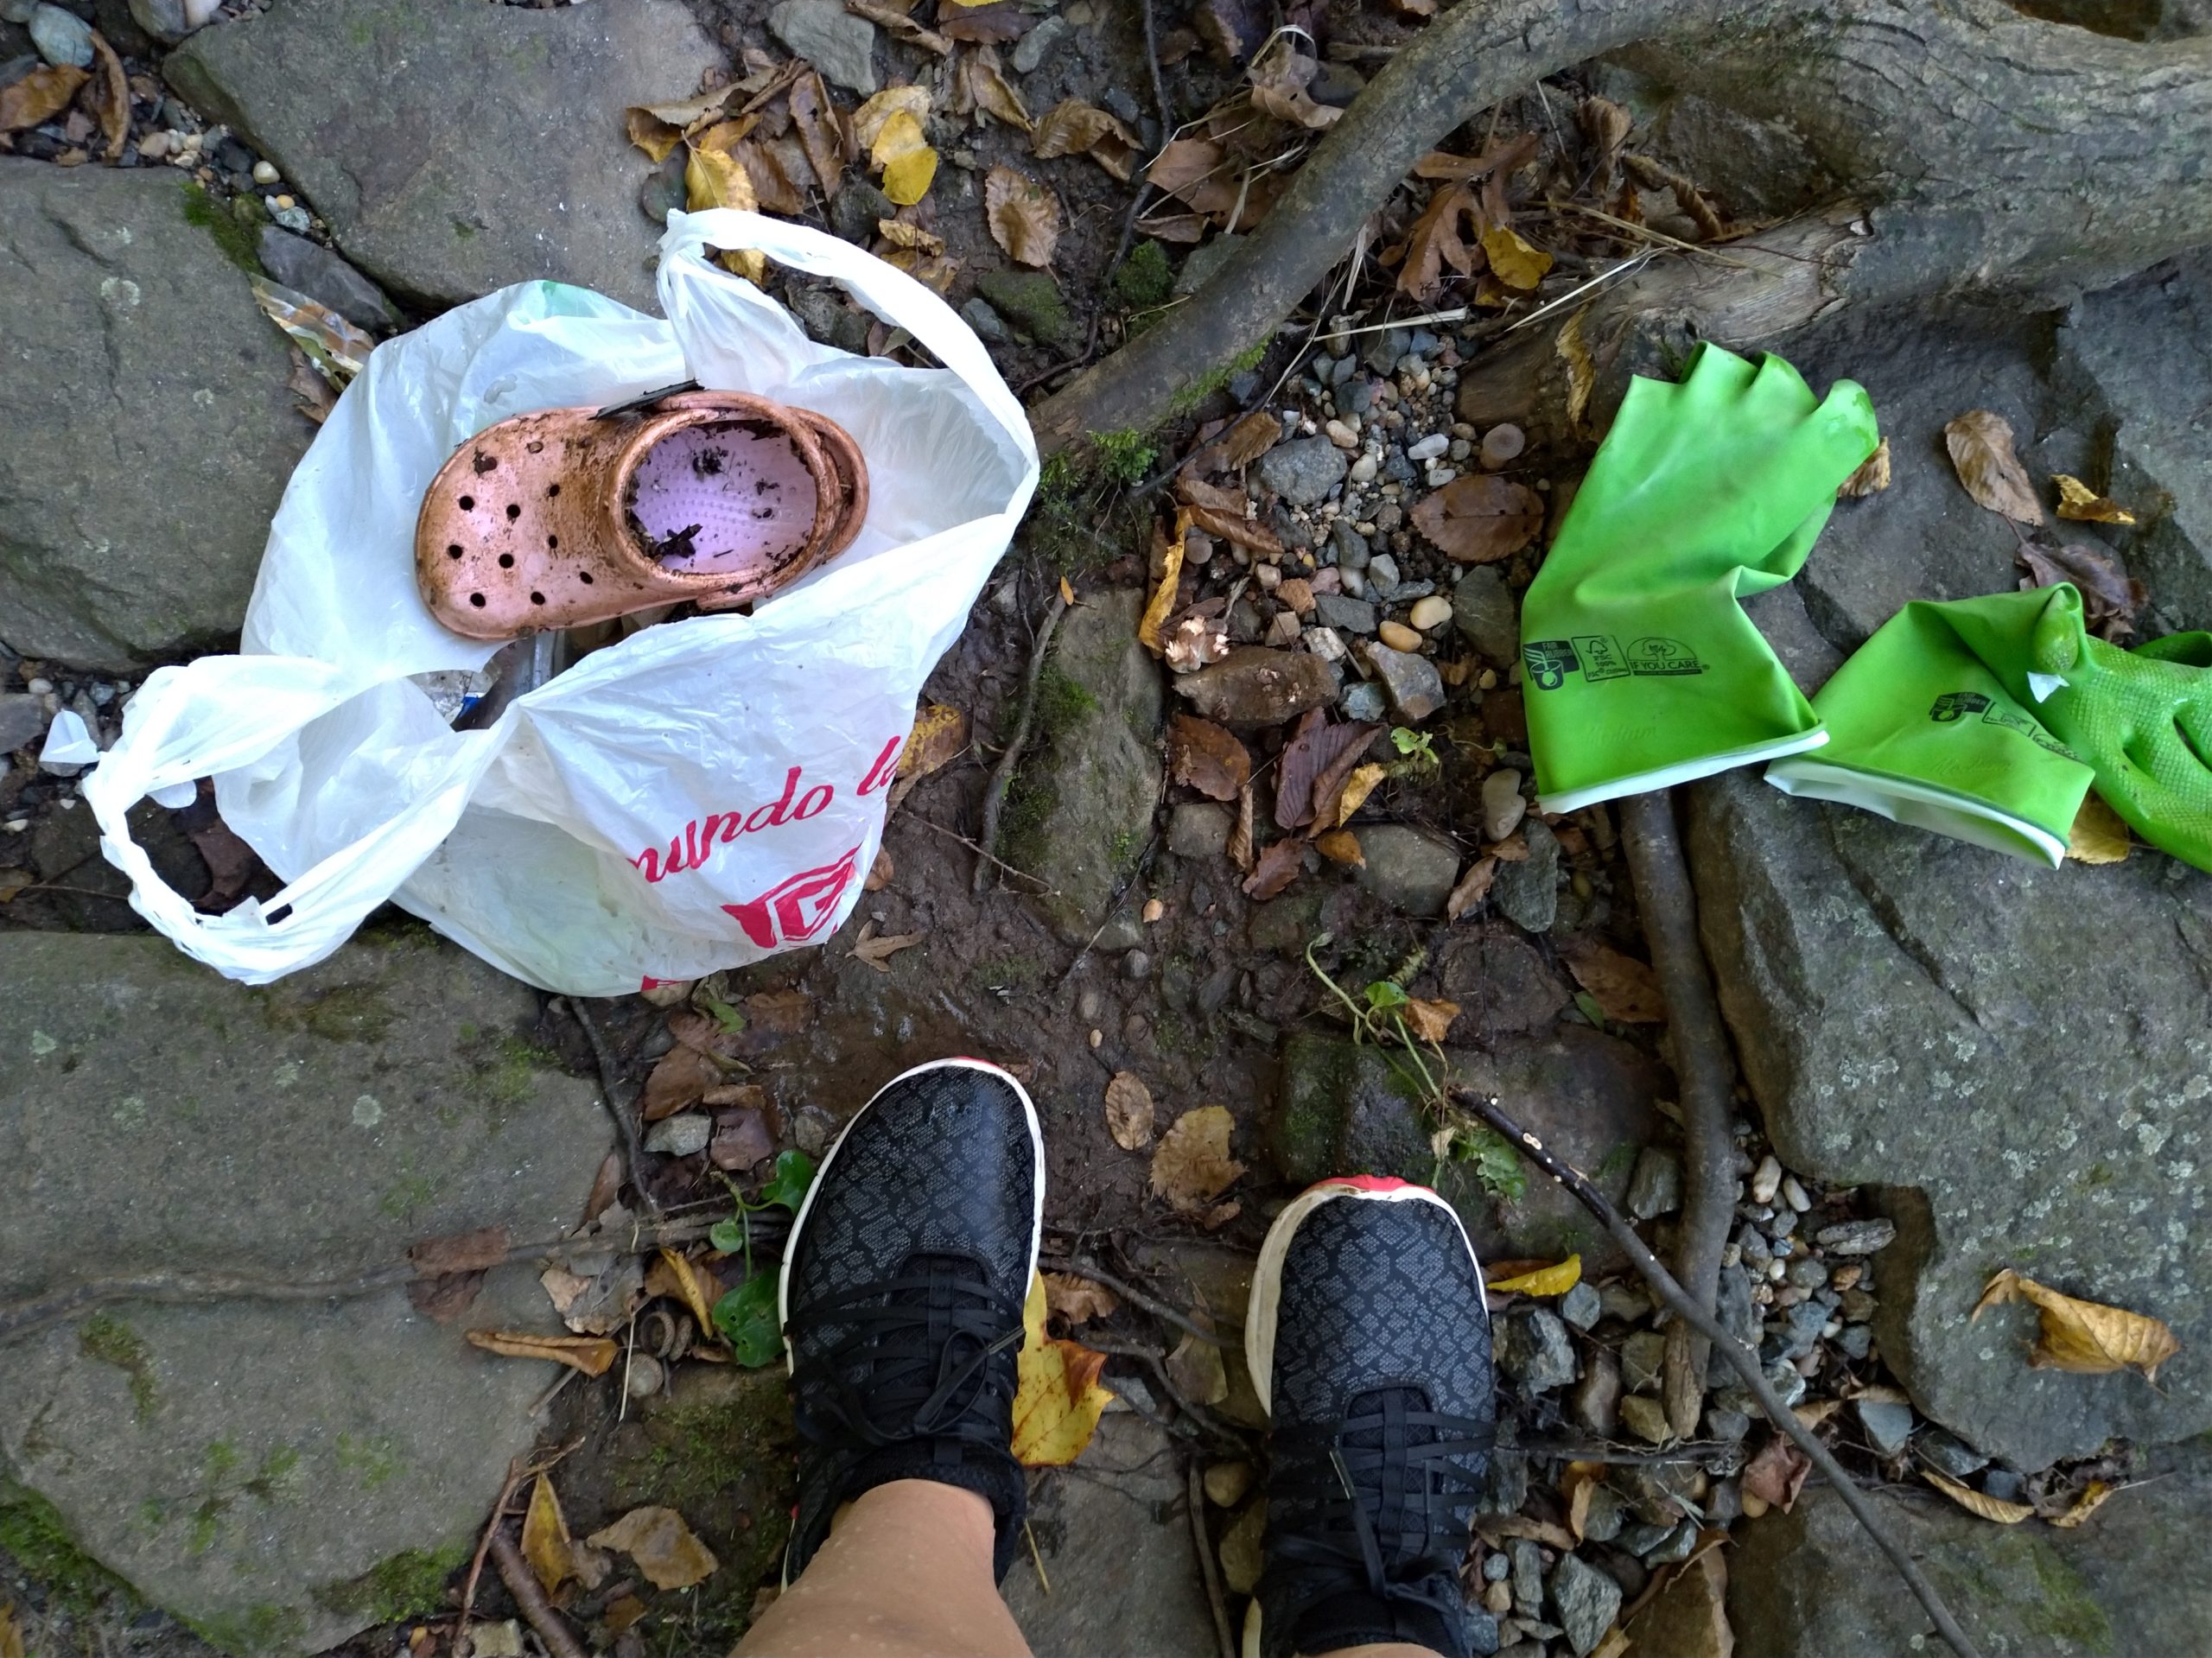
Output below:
[1449,438,1472,462]
[1498,1308,1577,1392]
[1508,1537,1545,1613]
[1407,432,1449,462]
[1837,1324,1874,1360]
[1376,619,1423,653]
[1426,466,1457,487]
[1750,1153,1783,1205]
[1481,768,1527,842]
[1705,1406,1751,1443]
[1549,1553,1622,1658]
[1982,1468,2025,1503]
[1253,562,1282,591]
[1313,592,1376,636]
[1325,419,1360,450]
[1918,1430,1988,1479]
[1625,1147,1682,1220]
[1484,1579,1513,1616]
[1816,1217,1897,1255]
[768,0,880,94]
[1305,626,1348,663]
[1265,610,1302,646]
[1781,1175,1812,1212]
[1620,1394,1672,1445]
[1256,435,1350,506]
[1569,1350,1620,1435]
[1408,594,1453,631]
[1369,552,1402,590]
[272,204,311,233]
[625,1353,665,1400]
[1340,681,1388,721]
[1363,642,1445,721]
[1009,11,1069,72]
[251,160,280,185]
[1122,950,1152,981]
[643,1114,711,1157]
[29,2,92,67]
[1642,1521,1700,1566]
[1558,1280,1602,1332]
[1621,1330,1666,1394]
[1347,453,1378,485]
[1578,1483,1625,1544]
[1856,1397,1914,1458]
[1786,1256,1829,1290]
[1480,424,1527,468]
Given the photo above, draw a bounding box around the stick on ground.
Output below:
[559,996,664,1221]
[1188,1458,1238,1658]
[1618,789,1738,1438]
[973,589,1071,893]
[489,1531,588,1658]
[1448,1084,1986,1658]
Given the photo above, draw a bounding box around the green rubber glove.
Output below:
[1520,344,1881,810]
[1765,591,2094,867]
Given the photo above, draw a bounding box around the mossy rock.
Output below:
[976,270,1075,350]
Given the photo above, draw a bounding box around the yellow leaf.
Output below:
[899,703,969,778]
[656,1248,719,1334]
[1334,762,1388,828]
[1137,517,1187,655]
[852,86,932,152]
[465,1330,619,1376]
[1400,996,1459,1045]
[1923,1470,2034,1525]
[1313,828,1364,867]
[1012,1272,1115,1465]
[586,1506,720,1590]
[0,1601,22,1658]
[1945,410,2045,525]
[1487,1255,1582,1296]
[2067,794,2131,864]
[1558,304,1595,436]
[1446,855,1498,920]
[881,143,938,206]
[1058,575,1076,607]
[1839,437,1892,499]
[1972,1267,2178,1382]
[1151,1105,1244,1212]
[1480,223,1553,289]
[2050,1479,2114,1529]
[2053,473,2136,525]
[521,1475,573,1595]
[1104,1070,1156,1151]
[683,143,766,284]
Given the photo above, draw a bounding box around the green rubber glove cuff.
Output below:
[1766,591,2094,867]
[1521,344,1880,810]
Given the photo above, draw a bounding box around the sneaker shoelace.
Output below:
[1272,1388,1493,1633]
[788,1257,1025,1455]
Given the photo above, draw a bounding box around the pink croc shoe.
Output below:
[414,389,867,640]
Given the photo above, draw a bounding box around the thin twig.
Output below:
[973,591,1071,894]
[909,813,1055,890]
[455,1458,528,1658]
[0,1217,724,1344]
[1618,791,1737,1439]
[1039,1256,1232,1348]
[1448,1085,1987,1658]
[489,1532,588,1658]
[558,997,664,1221]
[1188,1458,1238,1658]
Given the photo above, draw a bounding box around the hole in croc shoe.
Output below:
[498,553,514,569]
[624,418,821,577]
[469,593,486,607]
[579,571,594,585]
[547,535,558,549]
[447,544,462,559]
[547,483,561,498]
[530,592,546,606]
[526,440,544,454]
[458,494,475,511]
[505,504,521,522]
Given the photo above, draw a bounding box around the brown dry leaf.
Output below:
[466,1330,619,1377]
[1313,828,1364,867]
[1400,996,1460,1045]
[1838,437,1891,499]
[1490,1515,1580,1551]
[1032,98,1140,181]
[2014,539,2145,641]
[656,1248,721,1333]
[643,1043,719,1121]
[2050,1479,2114,1529]
[853,920,924,972]
[1138,518,1188,655]
[1229,781,1257,871]
[732,137,810,215]
[587,1506,721,1590]
[1411,475,1545,563]
[957,46,1032,131]
[899,703,969,778]
[407,1270,486,1324]
[1413,130,1540,183]
[1103,1070,1157,1151]
[521,1475,573,1594]
[1166,1325,1230,1405]
[1396,183,1480,302]
[1146,137,1234,215]
[286,349,339,424]
[940,3,1033,42]
[88,30,127,160]
[1923,1471,2034,1525]
[2067,795,2132,864]
[1559,305,1597,435]
[1247,35,1340,130]
[1274,710,1376,829]
[0,64,88,130]
[1241,837,1303,899]
[1944,410,2045,525]
[1479,223,1552,289]
[1973,1267,2179,1382]
[2053,473,2136,524]
[1165,608,1231,673]
[1556,937,1667,1023]
[1013,1272,1115,1465]
[1446,856,1498,920]
[625,86,744,161]
[1043,1272,1120,1324]
[849,0,950,53]
[787,71,849,198]
[1168,714,1252,803]
[1151,1105,1245,1212]
[1741,1435,1811,1513]
[0,1602,21,1658]
[1561,1460,1603,1541]
[984,165,1059,267]
[1202,410,1284,472]
[1329,762,1389,829]
[409,1227,510,1277]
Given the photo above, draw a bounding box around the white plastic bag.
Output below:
[82,211,1037,995]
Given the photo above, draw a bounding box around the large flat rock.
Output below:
[1689,772,2212,1471]
[0,931,610,1652]
[0,161,310,669]
[166,0,717,312]
[1729,1441,2212,1656]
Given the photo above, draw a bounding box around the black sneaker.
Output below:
[778,1057,1044,1584]
[1244,1177,1497,1658]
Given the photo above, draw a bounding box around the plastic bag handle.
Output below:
[658,210,1036,461]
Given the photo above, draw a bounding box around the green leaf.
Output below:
[1364,981,1408,1013]
[1453,1126,1529,1202]
[758,1149,817,1215]
[710,1273,783,1367]
[1573,990,1606,1027]
[708,1217,748,1255]
[699,992,747,1035]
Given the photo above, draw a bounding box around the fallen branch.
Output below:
[1449,1085,1986,1658]
[455,1458,530,1658]
[1187,1458,1238,1658]
[558,996,664,1221]
[1039,1255,1232,1349]
[489,1532,588,1658]
[973,588,1070,894]
[0,1216,728,1345]
[1618,790,1738,1439]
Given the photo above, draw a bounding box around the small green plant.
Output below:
[1093,429,1157,487]
[697,990,747,1036]
[1389,726,1440,773]
[709,1151,817,1366]
[1111,240,1176,310]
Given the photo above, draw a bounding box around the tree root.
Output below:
[1451,1084,1988,1658]
[1188,1458,1239,1658]
[973,588,1070,893]
[558,996,664,1222]
[490,1532,588,1658]
[1618,790,1739,1439]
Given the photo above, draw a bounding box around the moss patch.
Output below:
[1112,239,1176,310]
[187,1602,308,1655]
[0,1484,136,1615]
[79,1314,157,1423]
[1169,340,1269,416]
[315,1543,468,1624]
[180,181,264,276]
[254,977,394,1045]
[976,270,1073,349]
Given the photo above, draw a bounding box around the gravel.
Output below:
[1816,1217,1899,1255]
[1255,435,1349,505]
